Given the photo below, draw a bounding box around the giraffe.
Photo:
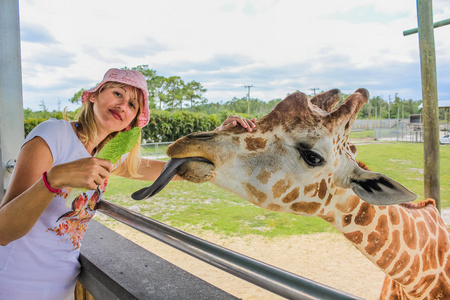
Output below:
[136,88,450,299]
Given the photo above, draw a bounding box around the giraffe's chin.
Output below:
[177,160,216,183]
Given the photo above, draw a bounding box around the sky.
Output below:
[18,0,450,111]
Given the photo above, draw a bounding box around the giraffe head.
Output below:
[165,89,416,216]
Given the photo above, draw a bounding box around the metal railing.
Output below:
[96,199,363,300]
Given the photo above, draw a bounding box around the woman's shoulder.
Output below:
[24,119,88,164]
[25,119,73,139]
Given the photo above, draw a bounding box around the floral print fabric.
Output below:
[47,179,108,250]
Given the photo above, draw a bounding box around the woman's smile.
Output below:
[109,109,123,121]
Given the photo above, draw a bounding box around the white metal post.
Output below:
[0,0,24,195]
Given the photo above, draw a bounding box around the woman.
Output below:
[0,68,255,299]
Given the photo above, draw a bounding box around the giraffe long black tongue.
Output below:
[131,157,212,200]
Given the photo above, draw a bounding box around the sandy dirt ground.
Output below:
[107,221,386,300]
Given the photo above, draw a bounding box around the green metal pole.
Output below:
[403,18,450,36]
[417,0,440,211]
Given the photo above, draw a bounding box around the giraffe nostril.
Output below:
[187,133,216,140]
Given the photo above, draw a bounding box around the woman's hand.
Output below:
[46,157,112,191]
[215,116,257,132]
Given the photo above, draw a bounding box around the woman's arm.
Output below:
[120,117,257,181]
[0,137,112,245]
[120,157,182,181]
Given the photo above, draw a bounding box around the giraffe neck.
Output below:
[317,190,450,297]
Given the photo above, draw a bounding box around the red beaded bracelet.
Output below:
[42,171,61,194]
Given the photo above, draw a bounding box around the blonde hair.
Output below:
[75,82,144,177]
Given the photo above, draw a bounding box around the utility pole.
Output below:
[402,1,450,211]
[310,88,320,95]
[244,85,253,116]
[417,0,440,211]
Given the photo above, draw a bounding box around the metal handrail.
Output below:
[97,199,363,300]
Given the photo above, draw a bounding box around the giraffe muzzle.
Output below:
[131,157,213,200]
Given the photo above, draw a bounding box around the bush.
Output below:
[142,110,221,142]
[24,110,222,143]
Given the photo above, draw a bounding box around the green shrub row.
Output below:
[24,110,221,143]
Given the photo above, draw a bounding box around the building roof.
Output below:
[418,100,450,109]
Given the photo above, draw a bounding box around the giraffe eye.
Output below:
[299,150,324,167]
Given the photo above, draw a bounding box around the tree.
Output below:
[68,89,85,104]
[183,81,207,110]
[164,76,184,111]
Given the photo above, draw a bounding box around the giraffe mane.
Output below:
[398,198,436,209]
[356,160,371,171]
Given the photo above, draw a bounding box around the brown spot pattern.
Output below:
[319,211,335,224]
[242,182,267,206]
[266,203,284,212]
[342,214,352,227]
[365,215,389,256]
[410,274,436,298]
[416,221,429,250]
[244,136,267,151]
[272,177,292,199]
[304,182,319,197]
[334,188,346,196]
[318,179,327,199]
[324,193,333,206]
[344,231,363,244]
[422,241,438,272]
[398,255,420,286]
[290,201,321,214]
[425,210,437,233]
[388,250,410,277]
[437,226,449,266]
[388,206,401,225]
[354,203,375,226]
[282,187,299,203]
[256,168,271,184]
[400,209,417,250]
[445,258,450,284]
[428,274,450,300]
[335,195,360,213]
[377,230,401,269]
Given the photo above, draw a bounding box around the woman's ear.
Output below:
[89,94,96,103]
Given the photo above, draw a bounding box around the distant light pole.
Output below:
[310,88,320,96]
[244,85,253,115]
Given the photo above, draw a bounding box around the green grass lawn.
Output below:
[102,142,450,237]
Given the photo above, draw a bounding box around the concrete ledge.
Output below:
[79,220,238,300]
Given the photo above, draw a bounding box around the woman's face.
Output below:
[90,85,140,133]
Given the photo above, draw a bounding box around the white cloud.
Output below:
[18,0,450,111]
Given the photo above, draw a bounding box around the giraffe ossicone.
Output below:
[141,88,450,299]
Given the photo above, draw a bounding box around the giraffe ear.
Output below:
[348,167,417,205]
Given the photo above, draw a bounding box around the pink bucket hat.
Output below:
[81,68,150,128]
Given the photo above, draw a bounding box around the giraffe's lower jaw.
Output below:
[131,157,214,200]
[176,159,216,183]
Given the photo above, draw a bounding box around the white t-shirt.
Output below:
[0,119,108,300]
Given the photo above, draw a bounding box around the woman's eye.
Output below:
[114,92,122,97]
[299,150,324,167]
[129,102,136,109]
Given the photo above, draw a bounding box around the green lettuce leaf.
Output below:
[65,127,141,208]
[95,127,141,163]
